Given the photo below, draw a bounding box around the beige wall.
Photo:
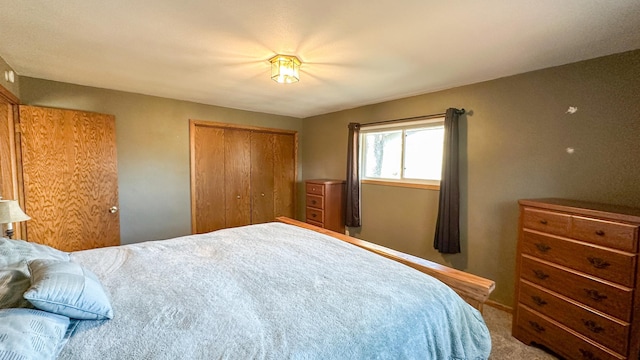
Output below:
[0,56,19,98]
[19,78,303,244]
[16,50,640,306]
[301,50,640,306]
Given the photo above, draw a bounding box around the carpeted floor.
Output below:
[483,306,559,359]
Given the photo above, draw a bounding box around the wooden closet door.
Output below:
[20,106,120,251]
[190,120,296,232]
[273,133,295,218]
[251,132,275,224]
[192,125,225,233]
[224,128,251,227]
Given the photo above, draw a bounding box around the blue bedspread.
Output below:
[60,222,491,359]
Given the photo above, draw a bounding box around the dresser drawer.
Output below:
[306,194,324,210]
[306,183,324,196]
[306,207,324,223]
[516,305,625,360]
[519,280,630,355]
[571,216,639,252]
[522,208,571,237]
[520,256,633,321]
[306,219,324,228]
[522,230,637,287]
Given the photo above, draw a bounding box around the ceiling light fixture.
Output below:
[269,55,301,84]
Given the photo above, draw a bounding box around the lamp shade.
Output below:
[270,55,301,84]
[0,200,31,224]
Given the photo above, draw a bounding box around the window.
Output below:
[360,118,444,189]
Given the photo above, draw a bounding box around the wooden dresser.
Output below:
[305,179,345,233]
[513,198,640,360]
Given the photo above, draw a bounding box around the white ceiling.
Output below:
[0,1,639,118]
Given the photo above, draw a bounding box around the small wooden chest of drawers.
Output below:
[513,198,640,360]
[305,179,345,233]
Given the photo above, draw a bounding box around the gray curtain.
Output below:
[434,108,462,253]
[346,123,361,227]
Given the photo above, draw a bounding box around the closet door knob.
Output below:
[261,193,265,197]
[236,195,241,199]
[109,206,118,214]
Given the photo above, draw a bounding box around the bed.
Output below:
[1,218,494,359]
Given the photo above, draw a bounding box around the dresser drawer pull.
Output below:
[533,270,549,280]
[584,289,607,302]
[311,200,317,205]
[534,243,551,253]
[587,257,611,269]
[595,230,605,236]
[579,349,601,360]
[311,213,317,218]
[531,296,547,306]
[528,321,545,333]
[539,219,548,225]
[581,319,604,333]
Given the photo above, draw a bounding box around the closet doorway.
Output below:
[190,120,297,234]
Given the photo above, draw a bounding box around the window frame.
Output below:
[359,117,444,190]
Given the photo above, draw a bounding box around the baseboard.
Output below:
[485,299,513,313]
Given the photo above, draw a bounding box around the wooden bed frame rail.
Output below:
[277,217,495,312]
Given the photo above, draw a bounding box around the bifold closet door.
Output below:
[19,105,120,251]
[273,133,295,219]
[191,126,251,233]
[251,132,296,223]
[191,125,226,233]
[224,129,251,228]
[251,132,275,224]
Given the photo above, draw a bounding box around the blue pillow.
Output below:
[24,259,114,320]
[0,308,70,360]
[0,238,69,309]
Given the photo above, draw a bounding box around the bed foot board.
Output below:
[276,217,495,312]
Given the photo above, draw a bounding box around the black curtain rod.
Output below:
[360,108,465,128]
